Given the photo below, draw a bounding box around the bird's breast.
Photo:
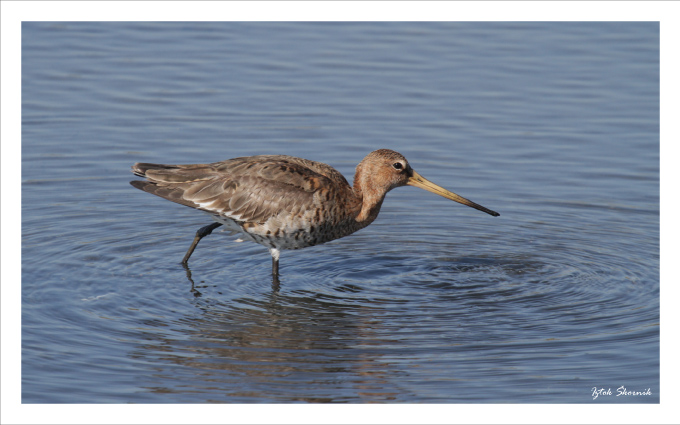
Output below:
[212,188,367,251]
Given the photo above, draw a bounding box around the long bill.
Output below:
[407,170,500,217]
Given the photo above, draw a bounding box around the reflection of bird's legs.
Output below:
[181,222,223,265]
[182,262,202,296]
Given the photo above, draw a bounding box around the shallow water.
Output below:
[21,22,658,403]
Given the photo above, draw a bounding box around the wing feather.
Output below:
[130,156,346,225]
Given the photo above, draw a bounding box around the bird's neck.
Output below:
[352,169,386,223]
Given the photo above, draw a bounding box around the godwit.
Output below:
[130,149,499,278]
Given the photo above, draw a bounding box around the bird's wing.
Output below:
[130,156,342,224]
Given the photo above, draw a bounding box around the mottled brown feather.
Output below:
[130,155,355,227]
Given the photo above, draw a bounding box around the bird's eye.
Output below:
[393,162,403,170]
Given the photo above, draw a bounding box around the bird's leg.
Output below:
[181,222,223,265]
[272,257,279,277]
[269,248,280,278]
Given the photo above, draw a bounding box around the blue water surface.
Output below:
[21,22,659,403]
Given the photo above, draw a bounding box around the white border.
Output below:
[3,1,678,424]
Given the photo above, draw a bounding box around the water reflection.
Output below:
[131,270,408,402]
[183,263,281,296]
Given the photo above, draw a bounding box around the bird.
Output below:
[130,149,499,279]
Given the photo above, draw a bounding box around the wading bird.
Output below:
[130,149,499,279]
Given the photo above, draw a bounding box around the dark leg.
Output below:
[272,256,279,277]
[271,255,280,290]
[181,222,223,265]
[269,247,280,279]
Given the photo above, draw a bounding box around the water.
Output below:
[20,22,659,403]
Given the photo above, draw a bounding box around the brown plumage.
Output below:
[130,149,499,278]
